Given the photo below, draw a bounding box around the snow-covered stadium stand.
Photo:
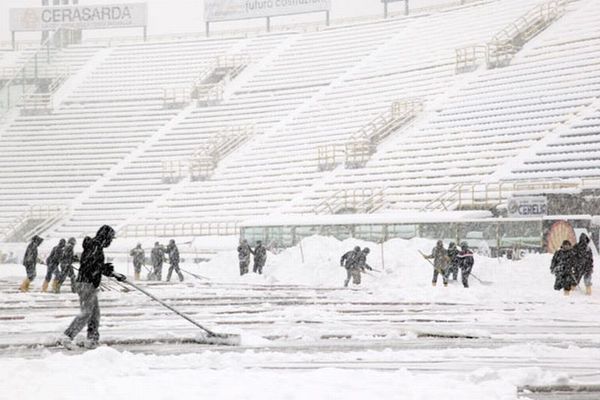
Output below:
[0,0,599,240]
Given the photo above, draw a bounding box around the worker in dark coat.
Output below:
[446,242,460,281]
[20,235,44,292]
[425,240,448,287]
[165,239,184,282]
[340,246,361,287]
[130,243,145,281]
[350,247,373,285]
[150,242,166,281]
[61,225,125,349]
[42,239,65,292]
[253,240,267,274]
[457,242,474,288]
[573,233,594,296]
[55,237,79,293]
[237,239,252,276]
[550,240,577,296]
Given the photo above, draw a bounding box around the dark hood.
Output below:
[579,233,590,246]
[95,225,115,248]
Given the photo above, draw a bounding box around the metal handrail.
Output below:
[0,204,66,241]
[422,178,587,212]
[1,27,68,117]
[0,27,66,93]
[195,82,224,105]
[189,125,255,179]
[120,222,240,237]
[491,0,566,45]
[313,187,385,215]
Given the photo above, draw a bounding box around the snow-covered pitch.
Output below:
[1,236,599,400]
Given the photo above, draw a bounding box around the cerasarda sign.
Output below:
[507,196,548,217]
[10,3,147,32]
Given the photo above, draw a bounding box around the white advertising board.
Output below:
[507,196,548,217]
[10,3,147,32]
[205,0,331,22]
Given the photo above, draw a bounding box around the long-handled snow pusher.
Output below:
[122,280,241,346]
[468,272,492,286]
[72,264,130,292]
[418,250,444,275]
[180,268,211,281]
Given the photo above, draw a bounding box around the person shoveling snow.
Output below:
[59,225,126,350]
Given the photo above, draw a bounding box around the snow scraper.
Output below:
[122,280,241,346]
[181,268,211,281]
[468,272,492,286]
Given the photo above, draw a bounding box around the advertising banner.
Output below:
[10,3,147,32]
[205,0,331,22]
[507,196,548,218]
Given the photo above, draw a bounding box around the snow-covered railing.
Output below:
[0,28,67,117]
[422,179,582,212]
[491,0,567,48]
[161,160,187,183]
[455,45,488,73]
[162,123,254,184]
[488,0,567,68]
[313,187,386,215]
[455,0,568,72]
[119,222,240,237]
[162,87,192,109]
[581,177,600,189]
[345,99,423,168]
[162,55,248,109]
[19,67,70,115]
[189,125,255,181]
[216,54,251,80]
[0,205,68,242]
[194,82,225,106]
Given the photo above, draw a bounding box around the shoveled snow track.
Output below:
[2,277,600,380]
[3,274,600,399]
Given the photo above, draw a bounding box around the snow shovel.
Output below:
[122,279,241,346]
[72,264,130,293]
[180,268,211,281]
[469,273,492,286]
[418,250,444,274]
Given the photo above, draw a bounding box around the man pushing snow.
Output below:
[60,225,126,349]
[340,246,372,287]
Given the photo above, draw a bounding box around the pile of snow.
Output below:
[1,235,597,399]
[0,346,573,400]
[2,235,595,304]
[184,235,594,304]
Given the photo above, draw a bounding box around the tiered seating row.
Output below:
[134,0,542,225]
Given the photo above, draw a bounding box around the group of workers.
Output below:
[17,232,596,298]
[18,236,185,294]
[20,235,79,293]
[129,240,183,282]
[424,240,475,288]
[237,239,267,275]
[338,240,475,288]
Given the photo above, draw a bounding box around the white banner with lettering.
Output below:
[205,0,331,22]
[10,3,147,32]
[507,196,548,218]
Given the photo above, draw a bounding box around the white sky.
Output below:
[0,0,452,42]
